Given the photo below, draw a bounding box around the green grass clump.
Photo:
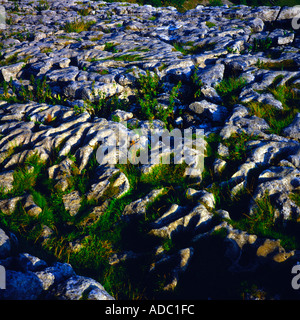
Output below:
[6,154,46,197]
[172,41,215,56]
[208,0,223,6]
[104,42,119,53]
[96,69,109,75]
[247,83,300,135]
[247,101,293,135]
[256,59,298,72]
[140,161,188,189]
[63,18,96,33]
[112,54,142,62]
[290,191,300,207]
[135,70,181,126]
[0,75,66,106]
[205,131,258,186]
[206,21,216,28]
[222,132,258,163]
[80,87,130,118]
[0,52,19,67]
[190,67,204,99]
[237,194,276,236]
[216,77,247,106]
[35,0,50,12]
[229,193,299,250]
[248,37,272,53]
[20,75,52,104]
[78,7,92,16]
[91,53,142,62]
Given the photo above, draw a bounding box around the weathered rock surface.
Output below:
[0,228,114,300]
[0,228,10,259]
[0,0,299,300]
[0,170,14,193]
[122,188,165,218]
[62,191,82,216]
[283,113,300,140]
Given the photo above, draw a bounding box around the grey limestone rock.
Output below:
[46,66,80,82]
[122,188,165,218]
[195,64,225,88]
[18,253,48,272]
[0,270,43,300]
[0,62,26,82]
[0,228,113,300]
[248,17,264,32]
[35,262,75,291]
[52,275,114,300]
[62,191,82,217]
[149,203,214,239]
[23,194,42,217]
[0,170,14,193]
[0,197,23,215]
[150,247,194,291]
[250,166,300,220]
[0,228,10,259]
[277,6,300,21]
[283,113,300,141]
[188,100,228,123]
[0,0,299,300]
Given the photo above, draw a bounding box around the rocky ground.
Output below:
[0,0,300,300]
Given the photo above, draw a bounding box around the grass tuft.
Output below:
[247,83,300,135]
[216,76,247,106]
[63,18,96,33]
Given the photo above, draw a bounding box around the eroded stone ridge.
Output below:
[0,0,299,299]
